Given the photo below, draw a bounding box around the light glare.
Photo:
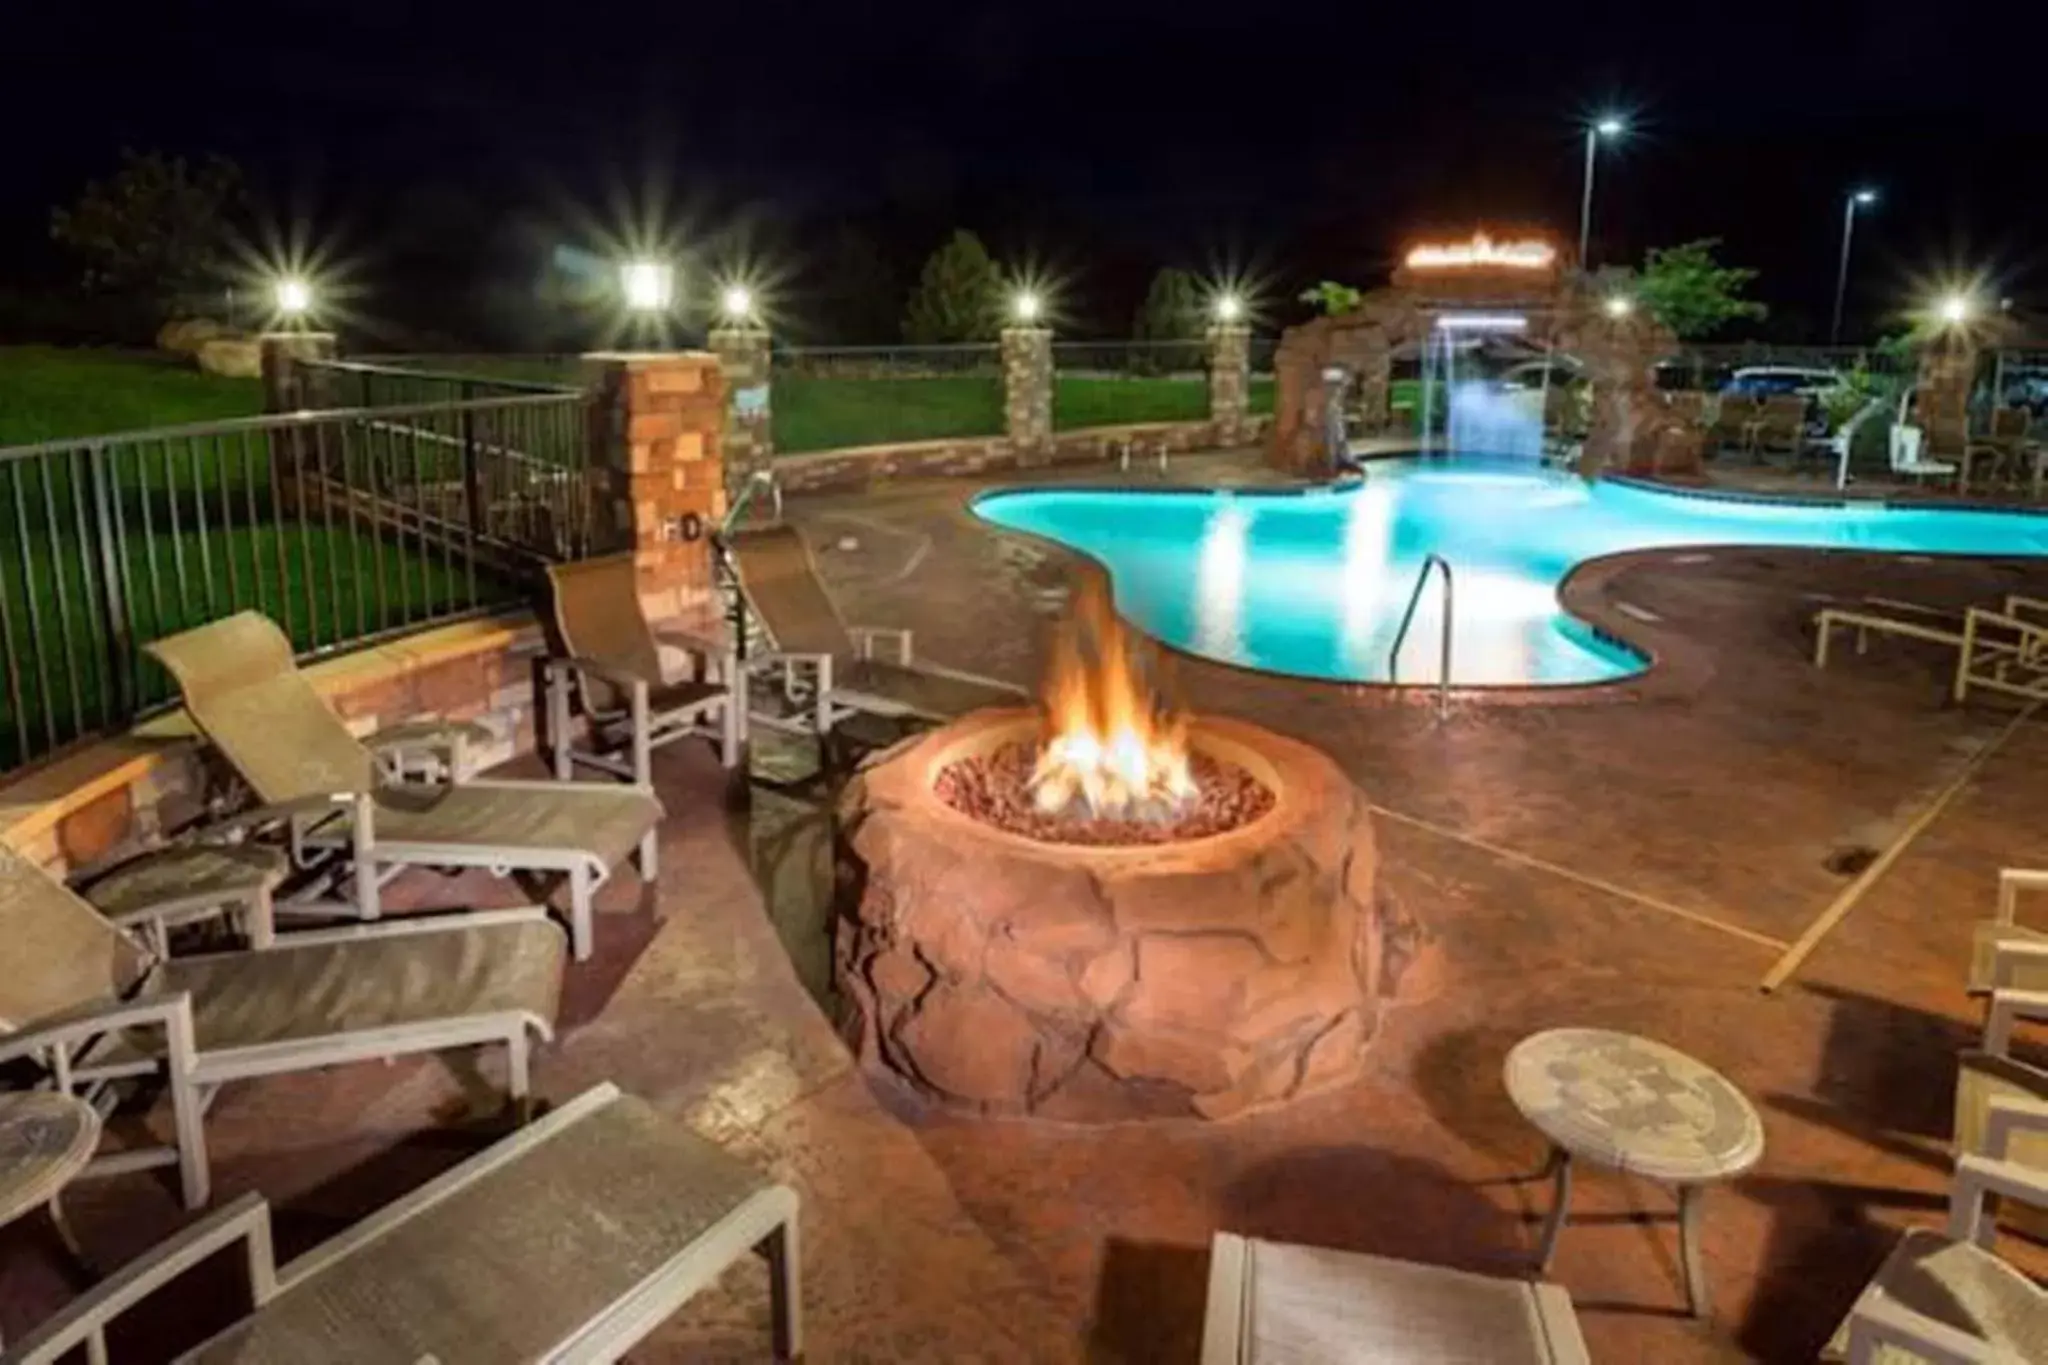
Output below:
[1434,312,1528,332]
[1594,116,1625,137]
[274,277,312,316]
[1852,188,1878,206]
[1405,233,1557,271]
[1214,293,1244,323]
[621,260,674,312]
[1013,290,1042,324]
[1603,295,1634,318]
[1938,293,1973,326]
[720,284,754,322]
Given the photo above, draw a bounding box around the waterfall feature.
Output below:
[1425,313,1545,460]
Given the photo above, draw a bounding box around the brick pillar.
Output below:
[708,324,773,497]
[581,352,728,636]
[259,331,337,413]
[1002,326,1053,461]
[1207,322,1251,445]
[1915,338,1977,450]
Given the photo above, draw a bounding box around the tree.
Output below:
[1133,267,1203,341]
[50,151,245,314]
[1297,281,1365,315]
[1631,239,1766,339]
[902,230,1000,343]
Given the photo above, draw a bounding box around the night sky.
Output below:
[5,2,2043,344]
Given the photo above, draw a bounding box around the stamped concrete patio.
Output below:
[6,449,2048,1362]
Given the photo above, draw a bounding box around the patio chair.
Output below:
[5,1083,800,1363]
[1889,423,1960,486]
[1821,1137,2048,1360]
[1966,868,2048,996]
[1708,394,1761,453]
[542,551,743,786]
[1201,1233,1590,1364]
[1750,393,1809,463]
[723,524,1025,760]
[146,612,662,962]
[1953,603,2048,707]
[1953,977,2048,1241]
[1812,593,2048,672]
[0,839,563,1210]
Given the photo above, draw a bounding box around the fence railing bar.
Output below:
[136,439,165,642]
[10,462,56,758]
[0,529,24,770]
[240,430,266,623]
[265,431,294,642]
[314,420,342,648]
[87,443,136,726]
[188,439,218,621]
[45,454,87,741]
[215,432,241,613]
[163,440,192,627]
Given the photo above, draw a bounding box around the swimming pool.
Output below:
[972,457,2048,687]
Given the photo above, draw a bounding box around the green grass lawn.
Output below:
[1053,376,1208,429]
[773,375,1004,454]
[0,346,261,447]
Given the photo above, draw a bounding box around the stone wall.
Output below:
[709,325,774,495]
[1001,326,1053,458]
[771,416,1274,494]
[1207,323,1252,445]
[583,352,728,636]
[0,617,548,880]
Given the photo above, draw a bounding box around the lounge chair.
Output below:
[1201,1233,1590,1364]
[1889,423,1959,486]
[1812,594,2048,672]
[1750,393,1809,463]
[1708,394,1761,454]
[0,840,563,1209]
[1821,1135,2048,1361]
[1955,603,2048,706]
[5,1083,800,1363]
[1954,974,2048,1242]
[1967,867,2048,996]
[723,525,1025,758]
[542,551,743,785]
[147,613,662,962]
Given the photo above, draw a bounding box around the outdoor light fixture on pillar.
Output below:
[1208,295,1253,445]
[620,260,675,314]
[1002,294,1052,461]
[271,276,314,327]
[709,284,772,491]
[1578,115,1625,268]
[1830,188,1878,345]
[1603,295,1634,319]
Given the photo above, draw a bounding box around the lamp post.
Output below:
[1578,116,1624,267]
[1830,189,1878,345]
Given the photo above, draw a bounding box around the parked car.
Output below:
[1722,366,1845,437]
[1498,357,1583,392]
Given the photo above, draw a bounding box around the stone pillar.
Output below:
[259,331,337,413]
[581,352,728,636]
[1207,322,1251,445]
[1002,326,1053,461]
[709,324,773,496]
[1915,338,1977,450]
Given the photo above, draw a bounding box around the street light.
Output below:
[1830,188,1879,345]
[1937,292,1974,327]
[274,276,312,319]
[620,259,674,313]
[1578,115,1625,267]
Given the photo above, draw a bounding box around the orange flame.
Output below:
[1030,578,1194,818]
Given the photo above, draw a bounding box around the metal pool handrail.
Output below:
[1388,553,1454,721]
[720,468,782,536]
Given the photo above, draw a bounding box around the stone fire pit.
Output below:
[835,708,1430,1121]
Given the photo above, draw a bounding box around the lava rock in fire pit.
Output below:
[934,742,1274,846]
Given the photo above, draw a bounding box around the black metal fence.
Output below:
[0,391,603,773]
[776,344,1002,378]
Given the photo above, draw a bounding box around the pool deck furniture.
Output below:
[81,844,289,953]
[0,839,565,1210]
[1812,594,2048,672]
[1503,1028,1765,1321]
[1821,1137,2048,1361]
[1967,867,2048,996]
[724,524,1025,762]
[1954,603,2048,708]
[1200,1232,1590,1364]
[146,612,662,962]
[1749,394,1808,464]
[1889,424,1960,486]
[542,551,743,786]
[2,1084,802,1365]
[0,1092,100,1351]
[1708,395,1760,455]
[1954,971,2048,1242]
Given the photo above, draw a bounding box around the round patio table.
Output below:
[0,1091,100,1349]
[1504,1028,1764,1320]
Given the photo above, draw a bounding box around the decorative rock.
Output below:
[157,317,229,356]
[196,337,262,379]
[836,708,1433,1122]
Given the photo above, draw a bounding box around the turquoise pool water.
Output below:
[972,456,2048,686]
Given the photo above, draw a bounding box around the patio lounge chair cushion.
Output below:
[147,611,376,803]
[141,919,566,1053]
[1205,1234,1589,1364]
[336,782,661,871]
[0,844,149,1032]
[727,525,857,657]
[837,657,1024,719]
[1822,1228,2048,1362]
[185,1093,778,1363]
